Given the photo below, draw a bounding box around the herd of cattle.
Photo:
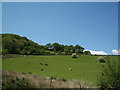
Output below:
[39,62,72,71]
[39,63,48,71]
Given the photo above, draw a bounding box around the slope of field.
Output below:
[3,55,103,83]
[3,55,119,84]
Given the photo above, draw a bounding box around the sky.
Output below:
[2,2,119,55]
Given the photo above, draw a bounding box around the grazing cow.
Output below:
[41,69,43,71]
[44,64,48,66]
[69,67,72,71]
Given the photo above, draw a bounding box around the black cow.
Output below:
[99,59,106,63]
[40,63,43,65]
[44,64,48,66]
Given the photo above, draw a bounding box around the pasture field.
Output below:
[2,55,118,85]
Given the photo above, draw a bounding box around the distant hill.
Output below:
[1,33,85,55]
[2,34,44,55]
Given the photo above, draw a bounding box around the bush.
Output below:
[2,49,8,55]
[71,53,78,58]
[44,51,51,55]
[2,77,34,89]
[49,52,55,55]
[98,56,106,63]
[22,72,25,74]
[61,52,65,55]
[28,72,32,74]
[22,49,28,55]
[97,57,120,89]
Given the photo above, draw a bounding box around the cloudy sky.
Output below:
[112,49,120,55]
[2,2,118,55]
[84,49,119,55]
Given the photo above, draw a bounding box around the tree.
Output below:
[2,49,8,55]
[75,45,84,53]
[45,43,53,50]
[64,46,71,55]
[2,37,13,53]
[69,45,75,53]
[75,49,80,54]
[52,43,61,51]
[60,45,64,52]
[83,51,91,55]
[30,48,36,55]
[35,49,41,55]
[22,49,28,55]
[1,34,85,55]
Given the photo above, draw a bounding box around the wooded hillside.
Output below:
[1,34,85,55]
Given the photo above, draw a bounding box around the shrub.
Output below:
[49,52,55,55]
[61,52,65,55]
[28,72,32,74]
[2,49,8,55]
[44,51,51,55]
[22,49,28,55]
[97,57,120,89]
[98,56,106,63]
[22,72,25,74]
[71,53,78,58]
[61,78,67,82]
[2,77,34,89]
[75,50,80,54]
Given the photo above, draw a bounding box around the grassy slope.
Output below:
[3,55,118,84]
[0,56,2,70]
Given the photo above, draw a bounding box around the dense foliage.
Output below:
[1,34,85,55]
[2,77,34,89]
[83,51,91,55]
[97,57,120,89]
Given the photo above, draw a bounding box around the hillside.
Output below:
[1,34,86,55]
[2,34,44,55]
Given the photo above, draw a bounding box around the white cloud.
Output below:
[112,49,120,55]
[84,50,107,55]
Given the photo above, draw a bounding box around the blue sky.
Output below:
[2,2,118,55]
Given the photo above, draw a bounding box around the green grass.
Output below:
[0,58,1,65]
[2,55,118,84]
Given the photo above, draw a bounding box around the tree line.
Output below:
[1,34,91,55]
